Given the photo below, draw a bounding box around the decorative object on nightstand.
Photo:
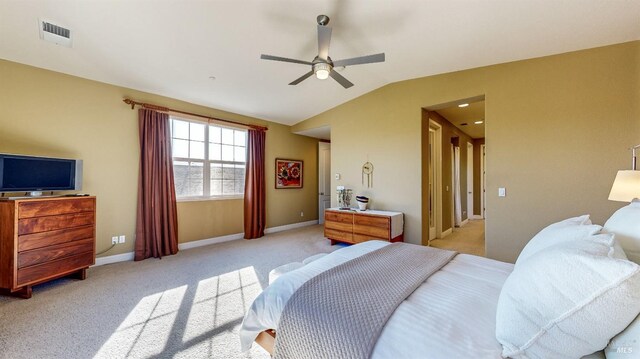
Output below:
[609,144,640,203]
[356,195,369,211]
[362,161,374,188]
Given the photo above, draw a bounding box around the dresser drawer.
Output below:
[324,228,353,243]
[354,214,389,228]
[18,212,95,235]
[353,233,386,243]
[325,211,353,224]
[353,224,389,239]
[18,198,95,219]
[325,220,353,232]
[17,251,94,287]
[18,238,94,268]
[354,214,389,238]
[18,225,94,252]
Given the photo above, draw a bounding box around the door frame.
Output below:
[480,143,486,219]
[429,120,443,241]
[318,142,331,224]
[467,142,473,221]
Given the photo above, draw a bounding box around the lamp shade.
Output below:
[608,170,640,202]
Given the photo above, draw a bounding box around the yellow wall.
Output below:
[293,41,640,262]
[0,60,318,257]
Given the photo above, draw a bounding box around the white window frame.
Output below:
[170,116,247,201]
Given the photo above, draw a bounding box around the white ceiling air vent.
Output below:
[39,20,72,47]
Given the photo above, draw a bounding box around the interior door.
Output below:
[318,142,331,224]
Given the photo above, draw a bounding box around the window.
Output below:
[170,117,247,199]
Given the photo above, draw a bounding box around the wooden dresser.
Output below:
[0,196,96,298]
[324,208,404,245]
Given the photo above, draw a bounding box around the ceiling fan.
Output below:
[260,15,385,89]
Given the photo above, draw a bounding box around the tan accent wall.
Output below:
[0,60,318,257]
[473,138,486,216]
[293,41,640,262]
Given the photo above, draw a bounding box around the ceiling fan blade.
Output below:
[261,54,313,66]
[329,69,354,89]
[332,53,385,67]
[317,25,332,60]
[289,70,315,85]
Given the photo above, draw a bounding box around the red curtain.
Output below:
[244,129,266,239]
[135,108,179,260]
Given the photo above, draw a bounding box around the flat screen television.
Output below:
[0,153,83,193]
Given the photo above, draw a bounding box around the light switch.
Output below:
[335,173,341,180]
[498,187,506,197]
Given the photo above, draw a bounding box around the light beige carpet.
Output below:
[429,219,485,256]
[0,224,340,359]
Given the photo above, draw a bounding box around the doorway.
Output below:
[423,96,486,255]
[318,142,331,224]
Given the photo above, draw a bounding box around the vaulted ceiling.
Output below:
[1,1,639,125]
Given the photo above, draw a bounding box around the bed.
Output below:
[239,202,640,359]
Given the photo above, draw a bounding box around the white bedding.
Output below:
[239,241,514,358]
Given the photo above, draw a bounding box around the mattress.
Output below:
[239,240,514,358]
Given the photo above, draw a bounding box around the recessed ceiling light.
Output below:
[458,103,469,108]
[474,120,484,124]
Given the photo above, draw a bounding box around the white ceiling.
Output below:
[437,101,485,139]
[1,1,639,126]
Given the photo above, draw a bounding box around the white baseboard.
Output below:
[178,232,244,250]
[471,215,484,220]
[441,228,453,237]
[92,219,319,267]
[460,219,469,226]
[264,219,319,234]
[94,252,135,266]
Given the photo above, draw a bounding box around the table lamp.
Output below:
[608,144,640,203]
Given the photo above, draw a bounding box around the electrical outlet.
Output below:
[118,235,126,244]
[300,211,304,217]
[111,236,118,245]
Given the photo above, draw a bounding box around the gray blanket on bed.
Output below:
[273,243,457,359]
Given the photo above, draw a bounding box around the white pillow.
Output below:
[605,314,640,358]
[515,215,602,267]
[603,200,640,263]
[496,233,640,359]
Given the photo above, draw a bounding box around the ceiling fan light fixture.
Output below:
[314,63,331,80]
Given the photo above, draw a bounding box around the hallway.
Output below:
[430,220,485,257]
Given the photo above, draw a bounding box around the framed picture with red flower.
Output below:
[275,158,303,189]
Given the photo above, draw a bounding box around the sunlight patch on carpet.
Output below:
[94,285,187,358]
